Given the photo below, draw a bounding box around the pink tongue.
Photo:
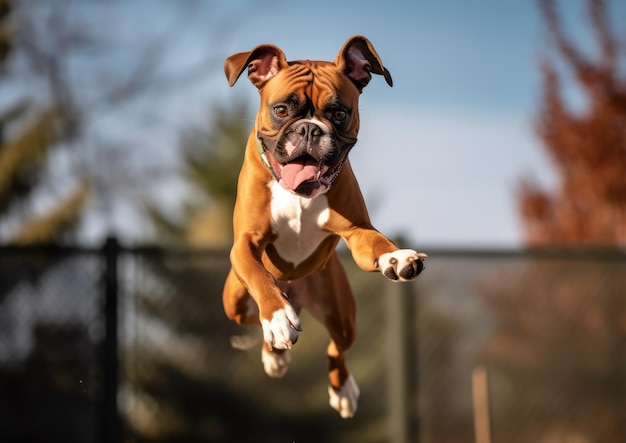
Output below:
[282,157,319,190]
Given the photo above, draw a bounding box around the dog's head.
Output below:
[225,36,392,198]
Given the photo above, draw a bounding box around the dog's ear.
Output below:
[224,45,288,88]
[335,36,393,92]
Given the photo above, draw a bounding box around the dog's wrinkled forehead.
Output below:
[260,61,360,113]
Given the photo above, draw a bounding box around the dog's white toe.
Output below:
[262,347,292,378]
[378,249,427,282]
[261,304,302,350]
[328,374,360,418]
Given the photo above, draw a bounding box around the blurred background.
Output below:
[0,0,625,442]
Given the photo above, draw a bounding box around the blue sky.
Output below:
[206,0,565,247]
[75,0,625,247]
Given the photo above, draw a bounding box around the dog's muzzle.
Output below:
[257,136,353,197]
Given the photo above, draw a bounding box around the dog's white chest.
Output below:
[269,181,331,266]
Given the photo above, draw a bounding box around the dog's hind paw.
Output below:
[262,348,292,378]
[377,249,427,282]
[328,375,360,418]
[261,304,302,351]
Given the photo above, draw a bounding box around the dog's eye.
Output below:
[333,110,347,122]
[274,106,289,118]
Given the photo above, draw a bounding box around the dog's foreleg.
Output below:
[228,234,302,351]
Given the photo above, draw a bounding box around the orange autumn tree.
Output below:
[477,1,626,441]
[520,0,626,246]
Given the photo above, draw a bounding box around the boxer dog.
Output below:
[222,35,426,418]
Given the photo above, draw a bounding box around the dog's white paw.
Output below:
[261,347,292,378]
[377,249,427,282]
[260,304,302,350]
[328,375,360,418]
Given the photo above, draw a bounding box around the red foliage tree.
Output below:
[520,0,626,246]
[477,2,626,440]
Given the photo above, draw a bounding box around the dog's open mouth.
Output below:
[263,148,350,196]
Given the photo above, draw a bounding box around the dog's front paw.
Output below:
[377,249,427,282]
[328,375,360,418]
[261,304,302,351]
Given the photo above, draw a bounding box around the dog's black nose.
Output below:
[287,121,327,159]
[296,122,322,142]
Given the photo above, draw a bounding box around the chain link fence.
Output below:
[1,242,625,442]
[0,246,106,443]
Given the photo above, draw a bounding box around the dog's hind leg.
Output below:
[327,339,360,418]
[303,252,359,418]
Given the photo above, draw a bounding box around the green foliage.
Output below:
[180,101,249,204]
[0,0,88,245]
[10,180,89,245]
[0,107,61,214]
[147,101,250,245]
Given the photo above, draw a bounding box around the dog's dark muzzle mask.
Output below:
[257,120,356,197]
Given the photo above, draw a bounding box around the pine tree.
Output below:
[146,102,249,246]
[0,0,88,245]
[519,0,626,246]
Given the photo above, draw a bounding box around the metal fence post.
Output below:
[404,280,420,443]
[101,237,121,443]
[387,281,408,443]
[387,279,420,443]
